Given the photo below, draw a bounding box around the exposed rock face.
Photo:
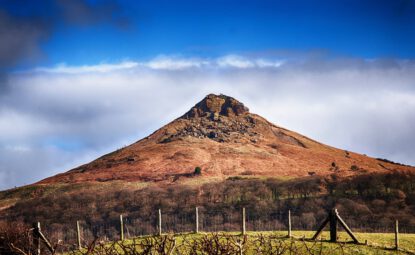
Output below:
[38,94,415,185]
[182,94,249,119]
[160,94,255,143]
[159,115,257,143]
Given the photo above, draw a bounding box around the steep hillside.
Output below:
[38,94,414,185]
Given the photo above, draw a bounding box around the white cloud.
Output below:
[217,55,256,68]
[144,56,209,70]
[216,55,284,68]
[1,55,415,190]
[255,59,284,68]
[28,55,285,74]
[33,61,139,74]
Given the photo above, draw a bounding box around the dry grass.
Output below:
[68,231,415,255]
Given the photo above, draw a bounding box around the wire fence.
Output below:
[36,206,415,247]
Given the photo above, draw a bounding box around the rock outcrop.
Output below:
[160,94,256,143]
[182,94,249,119]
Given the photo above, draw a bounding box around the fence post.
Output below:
[33,222,54,254]
[242,207,246,235]
[76,221,82,250]
[158,209,162,236]
[395,220,399,250]
[329,209,338,242]
[195,207,199,233]
[335,210,359,243]
[288,210,292,238]
[120,215,124,241]
[34,222,41,255]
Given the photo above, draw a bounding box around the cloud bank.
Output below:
[1,55,415,190]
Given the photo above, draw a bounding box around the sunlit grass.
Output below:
[71,231,415,255]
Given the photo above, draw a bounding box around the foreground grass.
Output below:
[71,231,415,255]
[289,231,415,251]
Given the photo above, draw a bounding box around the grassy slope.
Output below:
[291,231,415,253]
[77,231,415,255]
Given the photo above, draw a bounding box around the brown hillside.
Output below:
[39,94,414,184]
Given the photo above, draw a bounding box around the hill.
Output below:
[38,93,414,185]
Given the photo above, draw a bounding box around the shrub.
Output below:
[194,166,202,175]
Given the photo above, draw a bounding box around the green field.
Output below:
[72,231,415,255]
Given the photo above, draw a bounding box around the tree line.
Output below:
[2,172,415,243]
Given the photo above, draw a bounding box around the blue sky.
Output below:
[2,0,415,68]
[0,0,415,189]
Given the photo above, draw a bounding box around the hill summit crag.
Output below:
[183,94,249,118]
[160,94,256,144]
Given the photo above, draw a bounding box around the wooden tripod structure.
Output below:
[33,222,55,255]
[312,208,359,244]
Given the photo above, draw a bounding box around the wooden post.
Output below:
[76,221,82,250]
[33,223,54,254]
[395,220,399,250]
[312,208,358,244]
[120,215,124,241]
[288,210,292,238]
[242,207,246,235]
[158,209,162,236]
[336,211,359,243]
[34,222,41,255]
[195,207,199,233]
[312,216,329,240]
[329,209,338,242]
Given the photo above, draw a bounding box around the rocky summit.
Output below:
[182,94,249,118]
[160,94,256,143]
[39,94,415,185]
